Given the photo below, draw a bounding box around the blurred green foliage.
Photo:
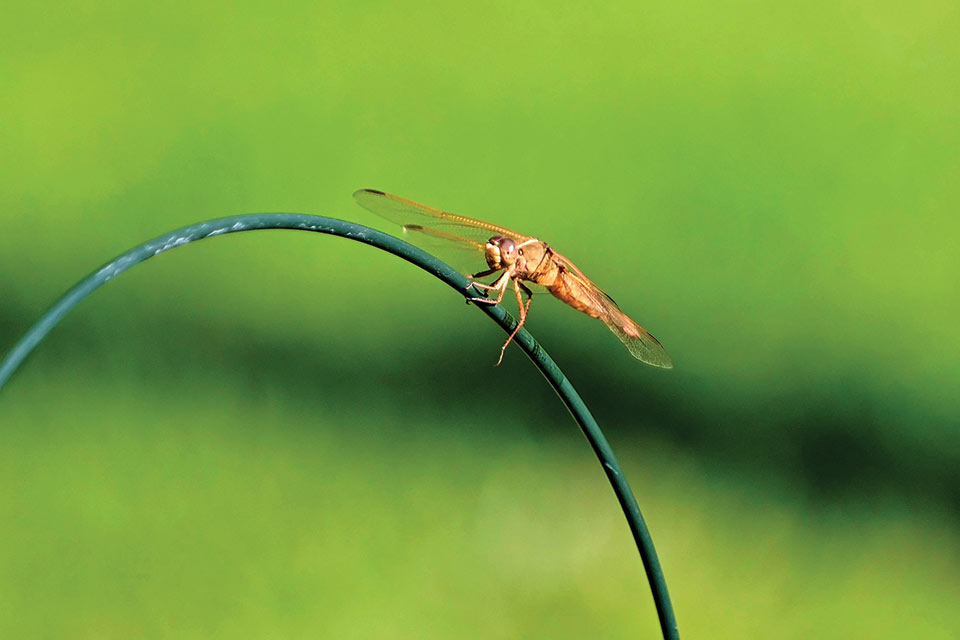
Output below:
[2,0,958,637]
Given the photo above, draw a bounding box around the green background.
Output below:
[2,1,958,637]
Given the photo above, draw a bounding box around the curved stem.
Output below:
[0,214,679,639]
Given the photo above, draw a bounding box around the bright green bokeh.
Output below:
[2,0,958,637]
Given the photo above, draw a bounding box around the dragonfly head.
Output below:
[485,236,518,270]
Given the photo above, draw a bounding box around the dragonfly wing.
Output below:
[396,224,491,274]
[353,189,534,245]
[601,305,674,368]
[554,253,673,368]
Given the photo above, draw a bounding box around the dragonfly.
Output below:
[353,189,673,368]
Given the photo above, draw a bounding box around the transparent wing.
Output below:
[391,223,489,274]
[554,252,673,368]
[353,189,534,246]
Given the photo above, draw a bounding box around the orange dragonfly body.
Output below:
[354,189,673,368]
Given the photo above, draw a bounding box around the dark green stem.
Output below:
[0,214,679,639]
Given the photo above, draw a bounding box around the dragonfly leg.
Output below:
[467,271,511,305]
[464,268,504,303]
[495,280,534,366]
[467,281,500,292]
[466,267,499,286]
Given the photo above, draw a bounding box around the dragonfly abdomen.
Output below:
[547,270,603,319]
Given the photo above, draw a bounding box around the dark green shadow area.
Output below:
[6,302,959,515]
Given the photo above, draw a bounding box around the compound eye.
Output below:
[499,238,516,259]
